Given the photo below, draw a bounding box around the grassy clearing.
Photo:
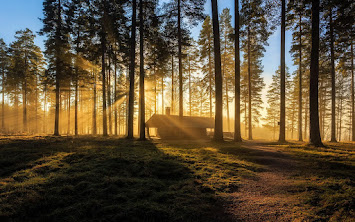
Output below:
[0,136,257,221]
[284,142,355,221]
[0,136,353,221]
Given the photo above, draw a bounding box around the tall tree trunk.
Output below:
[304,97,308,140]
[330,8,337,142]
[54,78,60,135]
[92,71,97,135]
[339,96,343,141]
[171,56,174,114]
[154,67,157,114]
[1,70,4,132]
[127,0,136,139]
[226,80,230,132]
[244,100,247,137]
[351,40,354,141]
[114,51,118,136]
[298,12,303,141]
[273,117,275,140]
[15,94,19,133]
[161,77,164,114]
[234,0,242,142]
[102,34,108,136]
[223,31,230,133]
[189,57,192,116]
[43,85,46,134]
[118,106,121,135]
[211,0,223,141]
[309,0,323,146]
[247,27,252,140]
[67,89,70,135]
[23,51,28,133]
[291,110,295,139]
[23,82,27,133]
[178,0,183,117]
[75,63,78,136]
[54,0,61,136]
[279,0,286,142]
[108,53,112,135]
[319,79,323,138]
[139,0,145,140]
[208,46,212,118]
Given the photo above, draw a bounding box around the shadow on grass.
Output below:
[161,140,296,172]
[0,137,232,222]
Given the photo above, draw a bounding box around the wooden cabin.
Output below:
[146,108,214,139]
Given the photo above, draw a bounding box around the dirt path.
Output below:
[226,142,305,221]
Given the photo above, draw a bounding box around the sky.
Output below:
[0,0,296,124]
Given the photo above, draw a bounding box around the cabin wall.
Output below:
[157,127,208,139]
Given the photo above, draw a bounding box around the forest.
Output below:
[0,0,354,221]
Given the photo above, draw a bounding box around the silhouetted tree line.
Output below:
[0,0,353,145]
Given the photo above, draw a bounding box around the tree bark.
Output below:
[161,77,164,114]
[298,12,303,141]
[102,34,108,136]
[330,8,337,142]
[171,56,174,114]
[139,0,145,140]
[309,0,323,146]
[247,27,252,140]
[211,0,223,141]
[178,0,183,117]
[351,40,354,141]
[67,89,70,135]
[279,0,286,142]
[23,81,27,132]
[234,0,242,142]
[108,50,112,135]
[114,51,118,136]
[209,45,213,118]
[127,0,136,139]
[35,74,38,133]
[188,56,192,116]
[92,70,97,135]
[75,61,78,136]
[2,70,4,132]
[54,0,61,136]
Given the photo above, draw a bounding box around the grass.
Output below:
[284,142,355,221]
[0,136,353,221]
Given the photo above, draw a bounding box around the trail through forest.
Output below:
[225,141,305,221]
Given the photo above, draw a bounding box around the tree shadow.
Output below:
[0,137,233,222]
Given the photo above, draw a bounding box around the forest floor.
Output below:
[0,136,353,221]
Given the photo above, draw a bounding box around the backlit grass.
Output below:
[0,137,353,221]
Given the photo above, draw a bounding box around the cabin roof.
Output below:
[146,114,215,128]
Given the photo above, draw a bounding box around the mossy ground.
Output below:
[0,136,353,221]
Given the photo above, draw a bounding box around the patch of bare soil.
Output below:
[225,142,306,221]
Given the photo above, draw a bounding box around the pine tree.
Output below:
[164,0,205,118]
[0,39,8,132]
[40,0,72,136]
[264,66,291,140]
[240,0,272,140]
[279,0,286,142]
[288,0,312,141]
[309,0,323,146]
[8,29,44,133]
[198,16,214,118]
[220,8,235,133]
[234,0,242,142]
[127,0,137,139]
[211,0,223,142]
[138,0,145,140]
